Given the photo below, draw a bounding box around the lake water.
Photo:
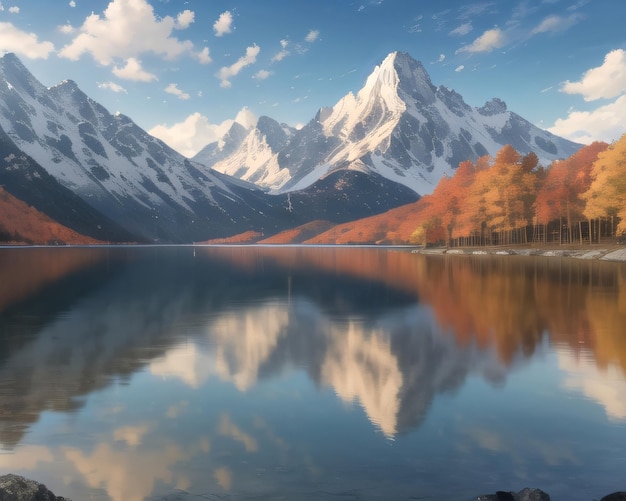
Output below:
[0,246,625,500]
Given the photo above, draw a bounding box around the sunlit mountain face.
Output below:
[0,247,625,500]
[195,52,581,197]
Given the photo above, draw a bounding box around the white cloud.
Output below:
[531,14,582,35]
[305,29,320,43]
[165,83,190,100]
[217,44,260,88]
[8,6,18,13]
[449,22,472,36]
[112,57,157,82]
[272,39,289,62]
[456,28,506,54]
[548,94,626,144]
[59,0,195,66]
[561,49,626,101]
[233,107,257,129]
[98,81,127,93]
[0,22,55,59]
[59,24,75,34]
[253,69,271,80]
[69,0,76,6]
[213,11,233,37]
[438,54,446,63]
[175,10,194,30]
[548,49,626,144]
[455,65,465,72]
[148,108,257,158]
[195,47,211,65]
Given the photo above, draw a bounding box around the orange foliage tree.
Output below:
[418,146,539,246]
[534,142,608,244]
[583,135,626,239]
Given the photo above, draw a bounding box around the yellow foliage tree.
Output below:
[583,135,626,235]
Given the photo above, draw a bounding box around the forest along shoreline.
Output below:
[410,242,626,263]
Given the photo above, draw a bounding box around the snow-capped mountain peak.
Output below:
[198,51,581,196]
[0,53,291,242]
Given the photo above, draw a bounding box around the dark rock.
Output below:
[0,474,70,501]
[476,488,550,501]
[601,493,626,501]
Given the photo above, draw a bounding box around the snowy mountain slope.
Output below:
[0,125,136,242]
[198,51,581,196]
[0,53,419,242]
[0,53,296,242]
[194,116,294,189]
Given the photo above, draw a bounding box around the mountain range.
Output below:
[0,51,581,244]
[195,52,580,196]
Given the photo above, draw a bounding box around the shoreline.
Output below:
[2,242,626,262]
[411,243,626,263]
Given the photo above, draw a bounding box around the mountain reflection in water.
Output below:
[0,246,624,501]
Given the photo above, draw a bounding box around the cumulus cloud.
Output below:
[456,28,506,54]
[0,22,55,59]
[217,44,260,88]
[561,49,626,101]
[165,83,190,100]
[232,107,258,129]
[271,39,289,63]
[213,11,233,37]
[455,65,465,72]
[548,49,626,144]
[175,10,194,30]
[59,0,195,66]
[69,0,76,6]
[305,29,320,43]
[112,57,157,82]
[196,47,211,65]
[98,81,127,93]
[449,22,472,36]
[531,14,582,35]
[548,94,626,144]
[8,6,18,13]
[59,24,75,35]
[253,69,271,80]
[148,108,257,158]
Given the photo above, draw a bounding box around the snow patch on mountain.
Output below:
[196,51,581,196]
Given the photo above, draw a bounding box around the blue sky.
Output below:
[0,0,624,157]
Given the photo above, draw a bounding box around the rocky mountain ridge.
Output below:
[195,51,581,196]
[0,53,418,243]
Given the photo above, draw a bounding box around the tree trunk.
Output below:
[579,220,583,245]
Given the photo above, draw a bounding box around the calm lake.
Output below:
[0,246,625,500]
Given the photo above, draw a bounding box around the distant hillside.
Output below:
[0,187,101,245]
[302,202,425,245]
[259,220,336,244]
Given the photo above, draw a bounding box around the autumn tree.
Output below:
[534,142,608,244]
[425,160,477,246]
[583,135,626,239]
[477,146,538,244]
[456,155,491,245]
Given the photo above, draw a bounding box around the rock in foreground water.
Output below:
[0,474,70,501]
[476,488,551,501]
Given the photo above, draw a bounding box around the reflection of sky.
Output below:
[13,312,624,501]
[1,248,626,500]
[557,347,626,421]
